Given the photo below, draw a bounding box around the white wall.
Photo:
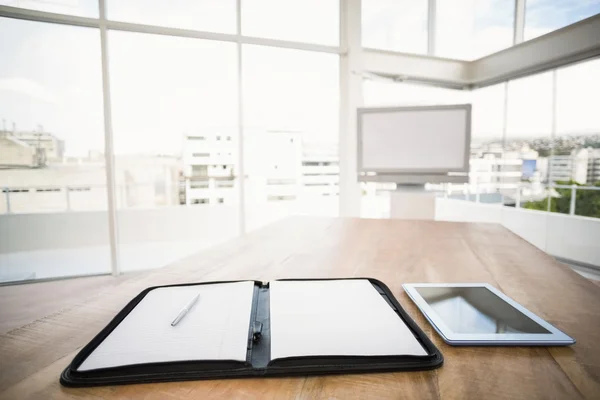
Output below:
[435,197,600,267]
[0,206,239,253]
[0,206,240,281]
[435,198,503,223]
[0,198,340,281]
[546,213,600,267]
[501,207,548,251]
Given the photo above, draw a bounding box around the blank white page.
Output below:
[361,108,468,171]
[78,281,255,371]
[270,280,427,360]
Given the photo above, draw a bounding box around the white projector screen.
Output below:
[358,104,471,173]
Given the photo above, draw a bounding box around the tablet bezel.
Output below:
[403,283,575,346]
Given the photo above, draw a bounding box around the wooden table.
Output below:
[1,217,599,399]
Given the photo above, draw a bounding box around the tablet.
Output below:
[403,283,575,346]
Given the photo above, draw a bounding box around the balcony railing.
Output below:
[441,183,600,220]
[1,178,341,214]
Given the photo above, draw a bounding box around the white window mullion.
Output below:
[339,0,363,217]
[427,0,437,56]
[514,0,526,45]
[99,0,121,276]
[236,0,246,235]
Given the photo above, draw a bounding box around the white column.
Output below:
[339,0,363,217]
[99,0,121,276]
[513,0,526,45]
[569,184,576,215]
[427,0,437,56]
[164,167,172,206]
[236,0,246,234]
[185,178,191,206]
[3,188,10,213]
[65,186,71,211]
[548,69,558,213]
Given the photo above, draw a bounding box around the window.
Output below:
[555,58,600,217]
[243,45,339,230]
[190,180,209,189]
[0,18,108,282]
[362,0,428,54]
[106,0,235,33]
[435,0,515,60]
[470,82,507,195]
[267,195,296,201]
[109,31,239,272]
[267,179,296,185]
[5,189,28,193]
[507,72,553,138]
[525,0,600,41]
[242,0,339,46]
[216,179,235,188]
[0,0,99,17]
[556,58,600,135]
[505,72,554,211]
[192,166,209,177]
[471,83,505,146]
[35,188,61,192]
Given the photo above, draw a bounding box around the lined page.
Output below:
[78,281,255,371]
[270,280,427,360]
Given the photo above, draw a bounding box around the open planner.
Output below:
[61,278,443,387]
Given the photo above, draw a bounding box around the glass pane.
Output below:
[471,83,505,144]
[553,58,600,219]
[504,72,553,211]
[109,31,239,273]
[107,0,236,33]
[0,18,107,282]
[557,59,600,135]
[436,0,515,60]
[507,72,553,137]
[470,83,507,199]
[362,0,428,54]
[574,185,600,218]
[242,45,339,231]
[525,0,600,41]
[242,0,339,46]
[0,0,98,17]
[547,186,571,215]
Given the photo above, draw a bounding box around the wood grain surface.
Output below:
[1,217,599,400]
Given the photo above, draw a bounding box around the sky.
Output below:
[0,0,599,156]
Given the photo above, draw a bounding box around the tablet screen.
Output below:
[415,286,550,334]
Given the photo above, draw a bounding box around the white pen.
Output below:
[171,293,200,327]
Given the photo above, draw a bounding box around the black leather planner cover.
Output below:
[60,278,443,387]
